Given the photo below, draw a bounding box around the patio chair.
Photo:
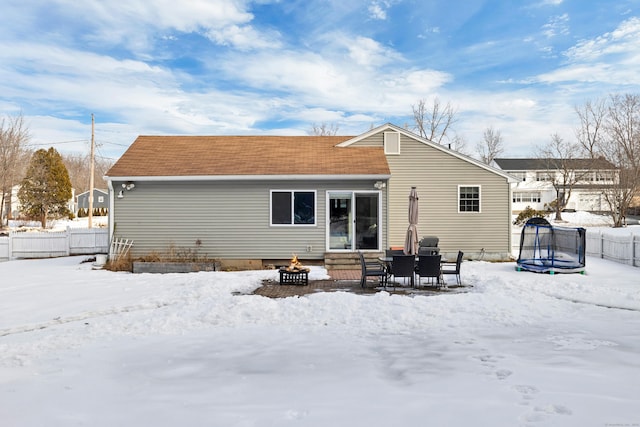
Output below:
[358,252,387,288]
[390,254,416,288]
[416,254,442,287]
[441,251,464,285]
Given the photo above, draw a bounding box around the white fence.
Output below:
[0,228,109,261]
[512,229,640,268]
[585,230,640,267]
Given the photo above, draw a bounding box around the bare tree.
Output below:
[310,122,340,136]
[576,94,640,227]
[62,153,113,196]
[448,133,468,154]
[476,126,504,164]
[0,114,30,227]
[537,134,591,221]
[411,97,457,144]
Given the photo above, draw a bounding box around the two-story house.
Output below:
[494,158,618,213]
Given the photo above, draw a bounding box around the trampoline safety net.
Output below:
[517,217,586,274]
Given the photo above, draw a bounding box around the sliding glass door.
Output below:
[328,192,380,251]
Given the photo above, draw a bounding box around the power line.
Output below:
[95,139,131,147]
[28,139,88,146]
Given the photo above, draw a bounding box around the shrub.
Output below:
[514,206,548,226]
[104,253,133,272]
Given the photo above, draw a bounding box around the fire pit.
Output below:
[279,254,310,286]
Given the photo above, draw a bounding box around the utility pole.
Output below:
[88,114,95,229]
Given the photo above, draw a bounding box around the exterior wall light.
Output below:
[374,181,386,189]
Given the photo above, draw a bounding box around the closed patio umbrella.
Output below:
[403,187,419,255]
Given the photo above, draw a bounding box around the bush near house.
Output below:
[514,206,549,226]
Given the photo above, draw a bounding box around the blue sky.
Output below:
[1,0,639,161]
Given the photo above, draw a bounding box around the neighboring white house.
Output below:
[494,158,618,213]
[2,185,21,221]
[2,184,75,222]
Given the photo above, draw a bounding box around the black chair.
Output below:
[358,252,387,288]
[390,255,415,288]
[441,251,464,285]
[416,255,442,287]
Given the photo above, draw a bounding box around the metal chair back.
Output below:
[416,254,442,286]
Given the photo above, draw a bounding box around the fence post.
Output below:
[66,226,71,256]
[600,231,604,259]
[8,231,13,260]
[630,233,635,266]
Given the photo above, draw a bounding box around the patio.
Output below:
[253,269,469,298]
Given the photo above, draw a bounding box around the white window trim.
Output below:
[325,190,382,252]
[458,185,481,213]
[269,189,317,226]
[383,131,400,155]
[513,192,541,203]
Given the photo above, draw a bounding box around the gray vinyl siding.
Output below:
[353,132,512,257]
[111,179,385,260]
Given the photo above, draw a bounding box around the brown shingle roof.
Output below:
[106,135,390,178]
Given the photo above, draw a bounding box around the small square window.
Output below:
[459,186,480,212]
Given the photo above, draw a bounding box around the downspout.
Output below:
[384,180,389,252]
[508,179,514,260]
[107,178,114,255]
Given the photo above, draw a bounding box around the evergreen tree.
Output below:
[18,147,72,228]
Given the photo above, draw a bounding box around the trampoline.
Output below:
[516,217,586,274]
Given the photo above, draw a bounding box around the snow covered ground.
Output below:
[1,211,639,426]
[1,252,639,426]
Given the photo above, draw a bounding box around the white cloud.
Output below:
[206,25,282,50]
[368,2,387,20]
[213,37,450,118]
[345,36,403,67]
[565,17,640,61]
[535,17,640,86]
[34,0,275,52]
[542,13,570,38]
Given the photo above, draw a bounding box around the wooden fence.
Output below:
[512,228,640,268]
[0,228,109,261]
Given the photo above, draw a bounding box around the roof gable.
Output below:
[76,188,108,197]
[340,123,518,182]
[106,135,390,179]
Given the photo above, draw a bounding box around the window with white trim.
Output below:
[513,192,541,203]
[596,171,614,182]
[508,171,526,182]
[459,186,480,212]
[270,190,316,225]
[98,196,104,203]
[536,171,553,181]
